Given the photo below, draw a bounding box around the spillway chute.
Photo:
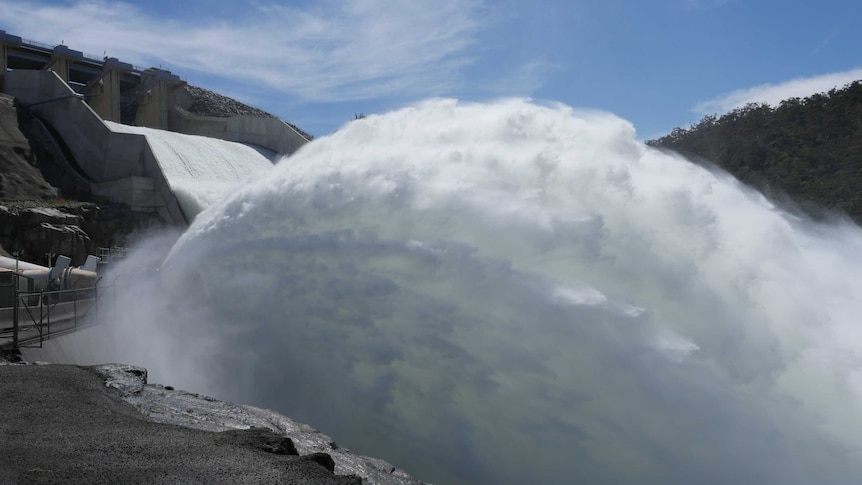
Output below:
[105,121,276,219]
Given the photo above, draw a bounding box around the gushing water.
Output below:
[90,99,862,484]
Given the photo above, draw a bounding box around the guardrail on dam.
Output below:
[1,29,180,128]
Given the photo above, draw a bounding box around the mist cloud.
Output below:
[61,99,862,484]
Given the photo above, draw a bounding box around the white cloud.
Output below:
[0,0,485,102]
[488,59,560,95]
[682,0,733,10]
[694,68,862,114]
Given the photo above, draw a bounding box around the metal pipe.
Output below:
[12,274,18,349]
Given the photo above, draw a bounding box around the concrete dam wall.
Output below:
[1,29,310,156]
[5,69,189,225]
[3,70,289,225]
[1,29,310,226]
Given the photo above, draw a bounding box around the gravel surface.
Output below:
[0,364,362,484]
[185,86,276,119]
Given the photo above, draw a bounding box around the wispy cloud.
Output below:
[813,19,849,54]
[694,68,862,114]
[683,0,733,10]
[488,59,560,95]
[0,0,485,102]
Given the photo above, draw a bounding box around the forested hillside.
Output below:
[648,81,862,222]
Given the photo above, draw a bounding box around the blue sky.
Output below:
[2,0,861,139]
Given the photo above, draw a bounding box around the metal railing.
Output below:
[20,38,55,50]
[17,37,158,76]
[98,247,130,264]
[0,276,113,350]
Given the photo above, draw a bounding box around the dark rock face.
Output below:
[0,93,58,200]
[0,145,58,199]
[0,205,90,262]
[0,202,162,264]
[300,452,338,473]
[218,428,301,456]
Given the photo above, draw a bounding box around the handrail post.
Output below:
[42,290,47,344]
[93,278,100,324]
[12,275,19,349]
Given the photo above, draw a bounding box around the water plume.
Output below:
[73,99,862,484]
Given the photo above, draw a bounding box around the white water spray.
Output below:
[85,99,862,484]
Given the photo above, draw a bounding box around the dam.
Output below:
[0,30,310,349]
[1,29,309,225]
[6,29,862,485]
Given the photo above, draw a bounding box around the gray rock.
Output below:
[92,364,427,485]
[0,363,364,485]
[17,206,81,226]
[0,93,58,201]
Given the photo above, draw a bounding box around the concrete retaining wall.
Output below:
[169,108,308,156]
[91,176,157,212]
[3,70,188,226]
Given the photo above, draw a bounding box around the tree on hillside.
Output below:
[648,81,862,222]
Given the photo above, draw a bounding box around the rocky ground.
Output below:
[96,363,423,485]
[0,361,368,484]
[0,355,424,484]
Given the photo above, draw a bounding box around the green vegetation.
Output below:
[648,81,862,223]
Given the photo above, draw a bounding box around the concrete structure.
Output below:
[85,57,134,123]
[1,31,129,94]
[84,57,134,123]
[45,45,84,83]
[1,30,311,226]
[91,176,159,213]
[169,108,308,156]
[1,30,310,156]
[0,30,170,129]
[0,30,22,75]
[135,68,184,129]
[4,69,189,226]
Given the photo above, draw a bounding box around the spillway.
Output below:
[105,121,276,217]
[56,99,862,485]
